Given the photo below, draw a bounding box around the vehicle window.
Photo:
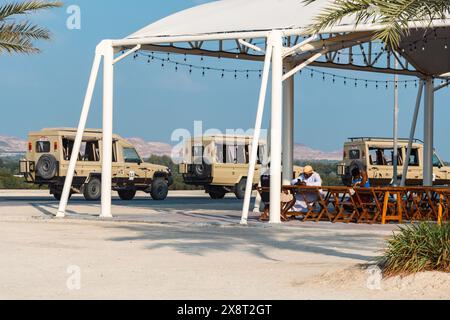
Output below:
[368,147,403,166]
[226,145,237,164]
[257,145,266,165]
[349,149,360,160]
[215,143,224,163]
[408,149,420,166]
[79,141,100,162]
[36,141,50,153]
[62,138,100,162]
[433,153,443,167]
[112,142,117,163]
[123,148,141,164]
[192,146,204,164]
[236,145,247,164]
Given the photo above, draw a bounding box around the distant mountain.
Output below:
[0,135,342,161]
[294,144,342,161]
[0,135,26,158]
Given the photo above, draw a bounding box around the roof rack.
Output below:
[348,137,424,143]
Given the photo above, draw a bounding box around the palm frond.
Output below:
[304,0,450,48]
[0,33,39,54]
[0,21,51,40]
[0,0,63,21]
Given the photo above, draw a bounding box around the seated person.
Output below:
[351,167,370,188]
[290,166,322,213]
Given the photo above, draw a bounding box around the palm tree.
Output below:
[0,0,63,54]
[304,0,450,48]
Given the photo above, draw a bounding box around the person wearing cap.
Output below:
[290,165,322,213]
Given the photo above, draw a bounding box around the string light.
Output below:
[133,51,425,90]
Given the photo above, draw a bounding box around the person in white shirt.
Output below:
[290,165,322,213]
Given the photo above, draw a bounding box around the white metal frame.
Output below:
[56,18,443,220]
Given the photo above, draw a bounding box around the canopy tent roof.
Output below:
[127,0,336,39]
[115,0,450,77]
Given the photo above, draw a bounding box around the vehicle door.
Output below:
[211,142,235,185]
[120,143,148,184]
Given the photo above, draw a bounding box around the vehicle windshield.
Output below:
[433,153,443,167]
[123,147,142,164]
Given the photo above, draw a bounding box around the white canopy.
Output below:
[127,0,335,39]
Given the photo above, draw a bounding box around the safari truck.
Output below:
[19,128,173,201]
[179,135,303,199]
[337,137,450,186]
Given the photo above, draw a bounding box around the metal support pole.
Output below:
[423,77,435,186]
[401,81,424,187]
[392,61,399,186]
[240,44,273,224]
[56,52,102,218]
[269,31,284,224]
[101,42,115,218]
[282,64,294,185]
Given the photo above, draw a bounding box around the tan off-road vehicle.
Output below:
[337,137,450,186]
[20,128,173,201]
[179,135,303,199]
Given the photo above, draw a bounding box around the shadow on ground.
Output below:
[105,223,386,263]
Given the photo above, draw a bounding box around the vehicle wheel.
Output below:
[118,189,136,201]
[208,188,226,199]
[36,154,58,180]
[194,164,207,178]
[83,177,101,201]
[234,178,247,200]
[349,160,365,173]
[150,179,169,201]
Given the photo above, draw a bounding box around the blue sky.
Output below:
[1,0,450,159]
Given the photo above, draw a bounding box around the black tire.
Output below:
[53,192,72,201]
[234,178,247,200]
[150,179,169,201]
[193,164,207,178]
[36,154,58,180]
[208,189,226,199]
[118,189,136,201]
[83,177,101,201]
[349,160,365,173]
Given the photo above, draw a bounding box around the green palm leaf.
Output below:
[0,1,63,55]
[304,0,450,48]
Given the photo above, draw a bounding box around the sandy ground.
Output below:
[0,190,449,300]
